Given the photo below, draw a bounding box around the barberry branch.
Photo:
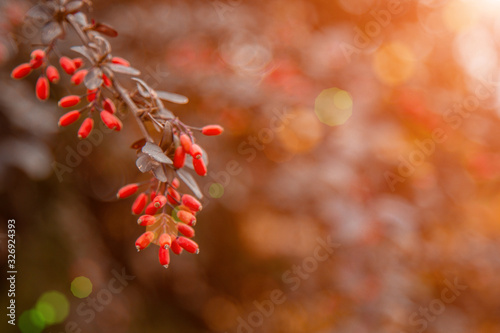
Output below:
[11,0,224,269]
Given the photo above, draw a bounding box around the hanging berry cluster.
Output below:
[10,0,223,268]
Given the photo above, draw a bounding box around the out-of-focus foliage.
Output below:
[2,0,500,332]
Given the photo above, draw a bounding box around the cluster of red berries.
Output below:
[117,178,202,268]
[11,2,224,269]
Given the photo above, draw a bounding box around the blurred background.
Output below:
[1,0,500,332]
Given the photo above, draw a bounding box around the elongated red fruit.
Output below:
[102,74,112,87]
[193,158,207,176]
[173,146,185,169]
[60,56,76,75]
[87,89,98,102]
[182,194,202,212]
[171,178,180,189]
[31,49,45,60]
[58,110,80,127]
[145,202,159,215]
[46,65,60,83]
[137,214,156,226]
[131,193,147,215]
[170,238,183,255]
[29,49,45,69]
[177,210,196,226]
[11,63,32,79]
[177,236,199,254]
[100,111,121,130]
[73,57,83,69]
[153,195,167,208]
[78,118,94,139]
[71,69,87,85]
[177,223,195,238]
[135,231,154,251]
[180,133,192,152]
[190,144,202,159]
[36,76,49,100]
[117,183,139,198]
[158,233,171,249]
[167,187,180,205]
[102,98,116,114]
[158,247,170,268]
[111,56,130,67]
[58,95,81,108]
[202,125,224,136]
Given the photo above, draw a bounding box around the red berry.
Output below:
[73,57,83,69]
[11,63,32,79]
[71,69,87,85]
[135,231,154,251]
[111,56,130,67]
[36,76,49,101]
[173,146,186,169]
[167,187,181,205]
[102,98,116,114]
[171,178,180,189]
[190,144,203,159]
[145,202,159,215]
[87,89,98,102]
[131,193,147,215]
[46,66,60,83]
[177,210,196,226]
[182,194,202,212]
[102,74,112,87]
[78,118,94,139]
[60,56,76,75]
[58,110,81,127]
[202,125,224,136]
[29,57,43,69]
[170,238,183,255]
[58,95,81,108]
[117,183,139,199]
[100,111,122,131]
[158,247,170,268]
[180,134,192,152]
[177,223,195,238]
[158,233,171,249]
[176,236,199,254]
[153,195,167,208]
[30,49,45,60]
[137,214,156,226]
[193,158,207,176]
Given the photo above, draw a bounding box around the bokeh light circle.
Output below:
[35,291,69,325]
[209,183,225,198]
[71,276,93,298]
[314,88,353,127]
[19,309,45,333]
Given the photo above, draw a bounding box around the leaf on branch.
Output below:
[177,168,203,199]
[65,1,84,14]
[71,12,88,26]
[156,91,189,104]
[70,46,94,62]
[136,153,154,173]
[160,122,173,151]
[93,35,112,55]
[157,108,175,120]
[25,4,53,23]
[152,165,168,182]
[92,22,118,37]
[108,63,140,76]
[84,67,103,90]
[41,21,63,44]
[142,142,172,164]
[131,138,147,149]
